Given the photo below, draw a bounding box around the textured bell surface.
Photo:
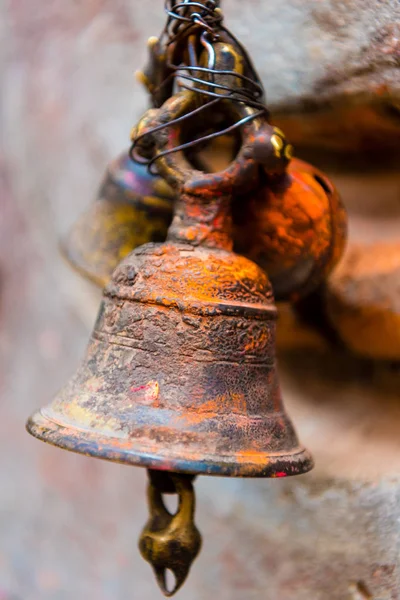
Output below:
[62,152,174,287]
[233,158,348,301]
[27,242,313,478]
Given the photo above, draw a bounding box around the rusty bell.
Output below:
[27,92,313,479]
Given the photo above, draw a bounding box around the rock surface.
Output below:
[226,0,400,108]
[326,243,400,360]
[227,0,400,151]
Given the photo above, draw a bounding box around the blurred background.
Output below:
[1,1,399,599]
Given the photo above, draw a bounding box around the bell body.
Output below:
[233,158,347,301]
[62,153,174,287]
[27,242,313,477]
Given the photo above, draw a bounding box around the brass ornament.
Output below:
[140,471,201,596]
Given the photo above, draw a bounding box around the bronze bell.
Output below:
[27,238,312,476]
[62,152,174,287]
[233,157,348,301]
[29,92,313,475]
[27,90,313,595]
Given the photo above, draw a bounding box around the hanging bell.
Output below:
[27,238,312,475]
[27,91,313,594]
[62,152,174,287]
[28,102,312,475]
[25,2,334,593]
[233,157,348,301]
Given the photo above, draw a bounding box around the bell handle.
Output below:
[170,472,197,525]
[147,477,173,521]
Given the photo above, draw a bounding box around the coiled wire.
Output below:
[131,0,269,171]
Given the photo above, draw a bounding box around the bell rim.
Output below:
[26,410,314,478]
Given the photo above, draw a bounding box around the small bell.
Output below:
[62,152,174,287]
[233,157,348,301]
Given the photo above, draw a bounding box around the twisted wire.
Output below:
[163,1,223,42]
[130,0,268,171]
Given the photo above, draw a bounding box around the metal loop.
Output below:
[146,108,265,174]
[139,470,202,597]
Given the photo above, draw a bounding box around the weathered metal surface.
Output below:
[27,88,313,479]
[27,240,312,477]
[233,158,347,301]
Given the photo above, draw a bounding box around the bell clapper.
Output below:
[139,470,202,597]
